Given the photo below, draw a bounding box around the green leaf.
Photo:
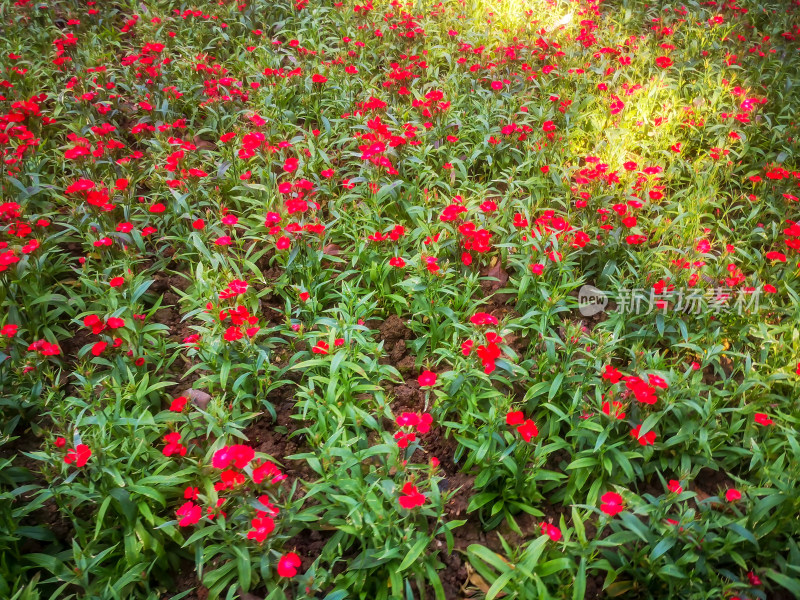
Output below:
[650,537,676,560]
[234,545,252,592]
[548,373,564,401]
[486,570,514,600]
[765,570,800,597]
[397,536,429,572]
[618,512,651,544]
[726,522,758,547]
[467,545,509,574]
[573,557,586,600]
[567,457,598,470]
[94,496,112,539]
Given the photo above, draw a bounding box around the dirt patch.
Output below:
[243,393,316,488]
[691,466,736,509]
[585,574,604,599]
[374,314,413,345]
[479,261,511,303]
[173,562,209,600]
[372,315,417,376]
[20,498,73,554]
[283,527,336,573]
[389,379,426,414]
[58,325,95,363]
[432,537,468,599]
[0,422,43,472]
[150,273,194,341]
[694,466,735,496]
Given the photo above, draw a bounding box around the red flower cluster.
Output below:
[64,443,92,467]
[506,411,539,442]
[398,482,426,509]
[394,411,433,448]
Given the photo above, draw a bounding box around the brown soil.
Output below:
[691,466,737,508]
[283,528,336,573]
[242,392,316,489]
[479,261,512,304]
[58,325,94,362]
[373,314,417,375]
[173,562,209,600]
[150,272,194,341]
[2,424,75,554]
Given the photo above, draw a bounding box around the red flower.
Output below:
[394,431,416,448]
[540,522,562,542]
[470,312,498,326]
[106,317,125,329]
[668,480,683,494]
[647,374,668,389]
[312,340,329,354]
[600,492,624,516]
[506,411,524,426]
[630,425,657,446]
[517,419,539,442]
[277,552,302,577]
[64,444,92,467]
[476,341,501,374]
[211,445,255,469]
[601,400,625,420]
[91,341,108,356]
[109,277,124,288]
[602,364,623,384]
[725,489,741,502]
[170,396,188,412]
[655,56,673,68]
[163,432,187,457]
[418,370,437,387]
[176,501,202,526]
[252,460,286,485]
[626,234,647,245]
[624,376,657,404]
[398,482,426,509]
[389,257,406,268]
[247,516,275,542]
[415,413,433,433]
[312,74,328,84]
[84,317,103,336]
[765,251,786,262]
[746,571,761,586]
[754,413,773,426]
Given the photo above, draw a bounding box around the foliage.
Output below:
[0,0,799,598]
